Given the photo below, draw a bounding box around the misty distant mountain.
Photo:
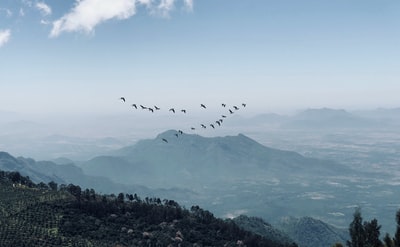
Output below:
[352,108,400,126]
[283,108,377,129]
[276,216,348,247]
[82,130,348,189]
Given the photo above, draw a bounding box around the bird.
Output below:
[169,108,175,113]
[148,108,154,113]
[132,104,137,109]
[222,115,227,118]
[154,106,160,110]
[140,105,147,109]
[181,109,186,113]
[178,130,183,135]
[200,104,206,109]
[201,124,206,129]
[120,97,126,102]
[222,103,226,107]
[216,121,221,126]
[219,119,223,123]
[242,103,246,107]
[162,138,168,143]
[175,133,179,137]
[229,109,234,114]
[210,124,215,129]
[191,127,196,130]
[233,106,239,110]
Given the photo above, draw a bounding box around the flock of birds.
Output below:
[119,97,246,143]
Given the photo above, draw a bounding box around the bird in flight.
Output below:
[148,108,154,113]
[229,109,234,114]
[222,115,227,118]
[169,108,175,113]
[175,133,179,137]
[132,104,137,109]
[242,103,246,107]
[222,103,226,107]
[178,130,183,135]
[201,124,206,129]
[200,104,206,109]
[216,121,221,126]
[191,127,196,130]
[181,109,186,113]
[140,105,147,110]
[233,106,239,110]
[162,138,168,143]
[120,97,126,102]
[154,106,160,110]
[210,124,215,129]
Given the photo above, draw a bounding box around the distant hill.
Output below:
[82,130,348,188]
[233,215,296,246]
[0,170,297,247]
[283,108,377,129]
[276,216,349,247]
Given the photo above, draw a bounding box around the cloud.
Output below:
[50,0,195,37]
[0,8,13,17]
[36,2,52,16]
[50,0,137,37]
[0,29,11,47]
[183,0,193,11]
[19,8,25,17]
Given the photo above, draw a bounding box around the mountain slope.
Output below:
[0,170,297,247]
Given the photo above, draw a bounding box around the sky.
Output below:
[1,0,400,116]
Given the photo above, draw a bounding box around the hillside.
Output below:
[0,170,297,247]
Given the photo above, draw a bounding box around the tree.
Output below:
[347,208,365,247]
[384,233,393,247]
[364,218,382,247]
[117,193,125,203]
[395,210,400,247]
[48,181,58,191]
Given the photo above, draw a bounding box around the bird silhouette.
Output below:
[181,109,186,113]
[132,104,137,109]
[200,104,206,109]
[229,109,234,114]
[216,121,221,126]
[162,138,168,143]
[148,108,154,113]
[140,105,147,109]
[201,124,206,129]
[178,130,183,135]
[191,127,196,130]
[222,103,226,107]
[154,106,160,110]
[120,97,126,102]
[222,115,227,118]
[242,103,246,107]
[233,106,239,110]
[175,133,179,137]
[169,108,175,113]
[210,124,215,129]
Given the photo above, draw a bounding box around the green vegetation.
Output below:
[332,208,400,247]
[0,170,295,246]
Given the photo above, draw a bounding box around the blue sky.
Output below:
[1,0,400,115]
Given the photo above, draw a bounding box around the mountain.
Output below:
[283,108,377,129]
[0,170,297,247]
[233,215,296,246]
[82,130,348,189]
[276,216,349,247]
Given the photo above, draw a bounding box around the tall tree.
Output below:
[395,210,400,247]
[347,208,365,247]
[364,218,382,247]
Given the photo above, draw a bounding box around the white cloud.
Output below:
[0,29,11,47]
[50,0,137,37]
[36,2,52,16]
[0,8,13,17]
[19,8,25,17]
[50,0,195,37]
[183,0,193,11]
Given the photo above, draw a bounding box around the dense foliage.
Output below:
[0,170,294,246]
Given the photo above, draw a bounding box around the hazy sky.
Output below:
[1,0,400,116]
